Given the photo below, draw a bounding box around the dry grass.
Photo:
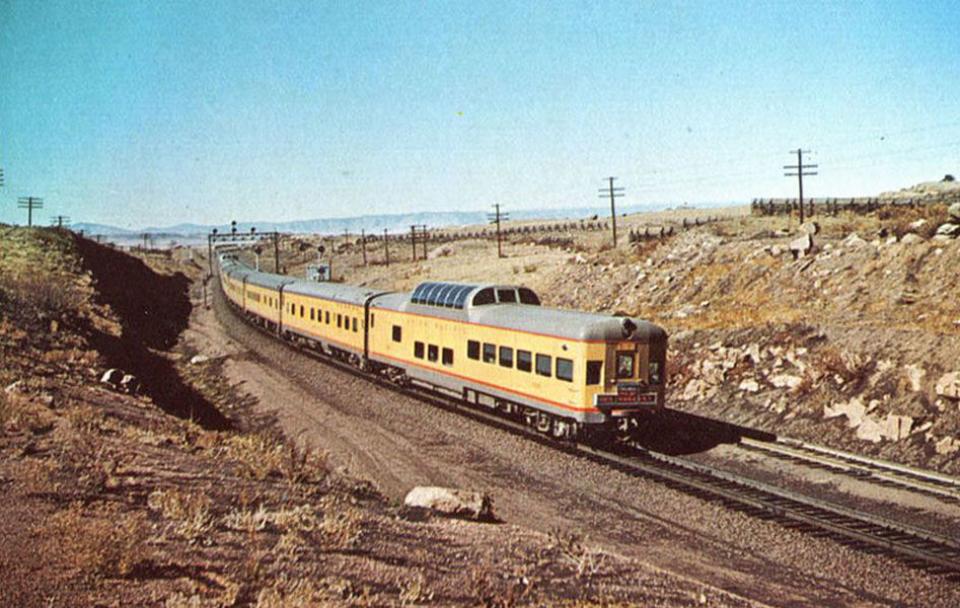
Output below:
[46,502,149,578]
[878,203,950,239]
[218,433,328,484]
[148,488,215,543]
[319,505,363,549]
[549,529,607,580]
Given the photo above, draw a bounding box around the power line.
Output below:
[17,197,43,227]
[784,149,818,224]
[598,177,624,246]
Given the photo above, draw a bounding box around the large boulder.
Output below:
[900,233,924,245]
[799,221,820,236]
[403,487,493,520]
[843,233,868,248]
[100,368,124,386]
[935,372,960,400]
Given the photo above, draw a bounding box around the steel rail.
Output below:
[739,436,960,502]
[216,284,960,575]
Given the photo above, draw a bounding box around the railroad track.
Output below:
[220,290,960,576]
[738,436,960,503]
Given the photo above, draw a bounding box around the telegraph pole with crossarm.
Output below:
[486,204,509,258]
[784,149,818,224]
[598,177,624,246]
[17,197,43,227]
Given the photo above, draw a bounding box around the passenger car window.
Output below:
[467,340,480,360]
[414,342,424,359]
[428,344,439,362]
[617,352,635,378]
[352,318,358,332]
[536,354,552,377]
[392,325,402,342]
[556,358,573,382]
[499,346,513,368]
[482,343,496,363]
[442,347,453,366]
[517,350,532,372]
[586,361,603,385]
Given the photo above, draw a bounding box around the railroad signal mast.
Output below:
[598,177,624,246]
[17,197,43,227]
[784,149,818,224]
[487,204,509,258]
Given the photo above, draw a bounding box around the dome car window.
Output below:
[472,288,495,306]
[518,288,540,305]
[496,289,517,303]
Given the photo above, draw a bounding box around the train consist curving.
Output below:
[218,254,668,439]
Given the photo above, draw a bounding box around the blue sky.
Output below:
[1,1,958,228]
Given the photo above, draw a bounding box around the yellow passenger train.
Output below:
[218,254,667,438]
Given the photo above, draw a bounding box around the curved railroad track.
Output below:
[222,290,960,577]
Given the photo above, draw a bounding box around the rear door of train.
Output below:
[597,338,665,416]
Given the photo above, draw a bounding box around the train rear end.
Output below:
[591,319,667,423]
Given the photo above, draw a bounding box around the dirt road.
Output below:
[186,287,960,607]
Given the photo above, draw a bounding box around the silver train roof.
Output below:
[220,256,665,342]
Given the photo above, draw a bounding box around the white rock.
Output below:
[934,436,960,456]
[855,416,884,443]
[403,487,492,520]
[908,218,928,230]
[885,236,898,246]
[880,414,913,441]
[900,233,923,245]
[824,397,865,427]
[935,223,960,238]
[950,202,960,222]
[843,233,867,248]
[904,364,926,392]
[100,368,124,386]
[800,221,820,235]
[738,379,760,393]
[789,234,814,258]
[769,374,803,389]
[427,245,454,259]
[189,354,210,365]
[935,372,960,400]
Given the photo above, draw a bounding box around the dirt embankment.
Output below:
[1,227,743,607]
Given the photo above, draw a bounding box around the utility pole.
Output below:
[784,149,818,224]
[410,225,418,261]
[17,197,43,227]
[598,178,624,246]
[360,228,367,265]
[141,233,149,250]
[420,225,428,259]
[383,229,390,267]
[49,215,70,228]
[273,232,280,273]
[486,204,509,258]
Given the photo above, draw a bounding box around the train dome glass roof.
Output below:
[410,281,477,309]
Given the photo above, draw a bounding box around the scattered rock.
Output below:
[908,218,928,230]
[935,436,960,456]
[880,414,913,441]
[403,487,493,520]
[100,368,125,386]
[769,374,803,389]
[900,233,923,245]
[789,234,814,259]
[427,245,454,259]
[935,223,960,238]
[120,374,141,395]
[935,372,960,400]
[904,364,926,392]
[855,416,884,443]
[824,397,866,427]
[738,379,760,393]
[949,202,960,222]
[843,233,867,248]
[799,221,820,235]
[190,355,210,365]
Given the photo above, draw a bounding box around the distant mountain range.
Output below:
[72,202,737,238]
